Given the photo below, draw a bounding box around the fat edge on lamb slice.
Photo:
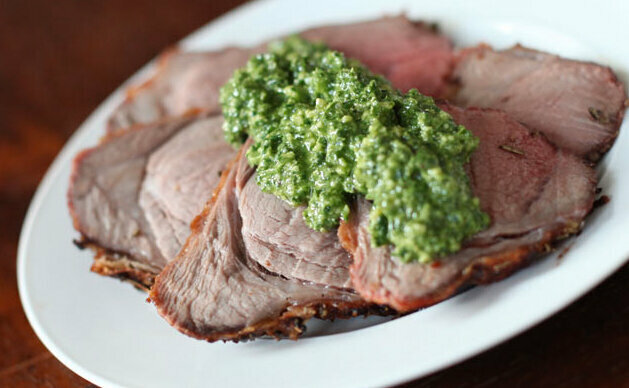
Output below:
[68,114,236,289]
[150,142,390,342]
[339,105,598,312]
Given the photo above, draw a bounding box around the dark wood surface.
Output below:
[0,1,627,387]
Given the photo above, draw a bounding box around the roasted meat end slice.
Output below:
[151,143,390,342]
[453,44,627,161]
[340,106,597,312]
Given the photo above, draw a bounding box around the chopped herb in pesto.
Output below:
[220,37,489,262]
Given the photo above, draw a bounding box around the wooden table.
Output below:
[0,1,627,386]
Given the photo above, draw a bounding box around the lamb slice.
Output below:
[107,47,259,131]
[151,144,389,342]
[139,117,236,260]
[238,169,353,289]
[340,106,597,312]
[453,44,627,161]
[68,115,235,288]
[302,15,454,97]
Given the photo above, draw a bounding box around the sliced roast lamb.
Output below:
[452,45,627,161]
[339,105,597,312]
[68,115,236,288]
[108,16,454,131]
[72,15,456,288]
[151,143,389,342]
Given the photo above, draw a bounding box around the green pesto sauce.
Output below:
[220,37,489,262]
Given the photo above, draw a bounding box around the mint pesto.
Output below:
[220,37,489,262]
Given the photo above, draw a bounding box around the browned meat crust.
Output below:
[163,298,393,343]
[73,238,159,291]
